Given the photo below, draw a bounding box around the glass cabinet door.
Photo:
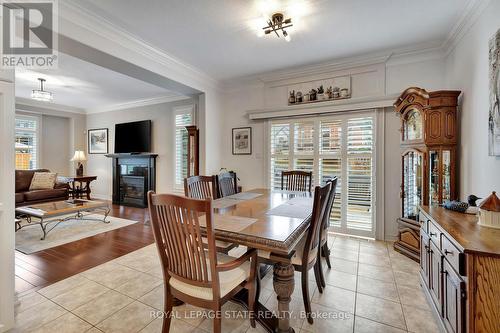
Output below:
[442,150,451,202]
[429,151,440,206]
[402,151,423,219]
[403,108,423,141]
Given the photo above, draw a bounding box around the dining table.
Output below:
[204,188,314,333]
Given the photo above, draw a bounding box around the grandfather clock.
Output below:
[185,125,199,177]
[393,87,461,261]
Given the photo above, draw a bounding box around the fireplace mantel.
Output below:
[105,153,158,158]
[106,153,157,208]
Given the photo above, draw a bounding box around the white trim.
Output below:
[85,94,190,114]
[0,79,15,332]
[248,95,398,120]
[375,109,385,240]
[15,97,86,114]
[442,0,491,55]
[172,105,195,192]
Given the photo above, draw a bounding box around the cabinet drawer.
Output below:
[428,221,441,245]
[419,212,429,233]
[441,234,466,276]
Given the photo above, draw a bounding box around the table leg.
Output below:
[85,181,92,200]
[273,262,295,333]
[39,218,47,240]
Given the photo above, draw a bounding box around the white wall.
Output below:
[445,0,500,199]
[86,99,196,199]
[41,115,71,175]
[220,57,447,240]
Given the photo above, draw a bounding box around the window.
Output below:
[174,106,194,191]
[15,115,39,170]
[269,111,375,237]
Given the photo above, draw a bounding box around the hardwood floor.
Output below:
[15,203,154,294]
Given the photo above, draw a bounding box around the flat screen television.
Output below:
[114,120,152,153]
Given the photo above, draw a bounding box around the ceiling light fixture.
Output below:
[31,78,53,102]
[263,12,293,42]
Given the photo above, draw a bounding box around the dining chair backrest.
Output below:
[147,192,219,296]
[322,177,338,231]
[184,175,218,199]
[217,172,238,197]
[302,182,332,265]
[281,171,313,193]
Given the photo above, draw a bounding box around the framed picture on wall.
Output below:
[489,28,500,156]
[88,128,109,154]
[232,127,252,155]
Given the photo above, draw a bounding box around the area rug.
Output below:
[15,214,139,254]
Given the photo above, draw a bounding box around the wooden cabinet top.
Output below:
[420,205,500,257]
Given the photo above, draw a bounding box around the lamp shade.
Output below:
[71,150,87,162]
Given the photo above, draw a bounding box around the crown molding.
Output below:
[222,41,445,89]
[442,0,491,55]
[85,94,191,114]
[15,97,86,114]
[59,0,220,92]
[254,52,392,84]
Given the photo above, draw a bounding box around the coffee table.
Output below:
[15,199,110,240]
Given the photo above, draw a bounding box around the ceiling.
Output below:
[79,0,471,81]
[15,52,182,111]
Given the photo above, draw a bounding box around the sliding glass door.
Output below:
[269,110,376,238]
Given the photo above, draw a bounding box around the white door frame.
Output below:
[0,78,15,332]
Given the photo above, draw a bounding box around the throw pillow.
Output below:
[29,172,57,190]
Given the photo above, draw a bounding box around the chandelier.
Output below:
[31,78,53,102]
[262,13,293,42]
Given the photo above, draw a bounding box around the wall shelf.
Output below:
[247,94,398,120]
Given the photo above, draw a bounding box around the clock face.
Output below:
[404,108,423,141]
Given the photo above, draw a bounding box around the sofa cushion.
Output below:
[16,169,50,192]
[24,188,67,202]
[29,172,57,190]
[15,192,25,204]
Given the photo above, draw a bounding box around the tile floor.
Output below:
[9,236,440,333]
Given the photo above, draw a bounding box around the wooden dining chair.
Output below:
[185,175,237,254]
[316,177,338,290]
[281,170,313,193]
[217,172,238,197]
[184,175,218,199]
[148,192,258,333]
[258,182,332,324]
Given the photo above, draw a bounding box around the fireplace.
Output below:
[106,153,157,208]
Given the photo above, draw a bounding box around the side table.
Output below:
[58,176,98,200]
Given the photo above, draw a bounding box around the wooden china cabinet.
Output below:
[393,87,461,261]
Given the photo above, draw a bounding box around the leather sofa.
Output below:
[15,169,69,207]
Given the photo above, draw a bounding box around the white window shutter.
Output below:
[174,112,193,190]
[15,116,38,170]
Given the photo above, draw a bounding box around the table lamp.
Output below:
[71,150,87,176]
